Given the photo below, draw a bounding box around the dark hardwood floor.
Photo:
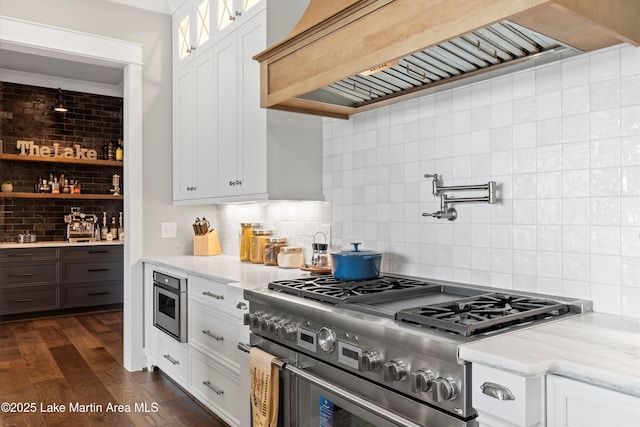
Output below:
[0,310,230,427]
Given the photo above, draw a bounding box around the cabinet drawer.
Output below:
[61,245,123,260]
[0,247,59,263]
[189,275,248,319]
[189,350,242,427]
[189,302,249,373]
[159,333,189,388]
[0,262,58,286]
[61,282,123,308]
[62,260,123,283]
[0,285,58,314]
[473,364,543,427]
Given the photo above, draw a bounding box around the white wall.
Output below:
[0,0,216,256]
[322,44,640,318]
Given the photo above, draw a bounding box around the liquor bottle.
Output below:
[110,216,118,240]
[118,212,124,241]
[101,213,108,240]
[103,140,109,160]
[108,141,115,161]
[34,176,42,193]
[116,139,123,162]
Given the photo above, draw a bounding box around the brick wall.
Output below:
[0,82,123,242]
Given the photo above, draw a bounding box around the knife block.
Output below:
[194,230,222,256]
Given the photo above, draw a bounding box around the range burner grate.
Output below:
[268,275,428,305]
[397,294,569,336]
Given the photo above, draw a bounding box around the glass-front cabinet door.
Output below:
[176,0,212,62]
[216,0,265,38]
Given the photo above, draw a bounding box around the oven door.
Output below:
[153,284,186,342]
[247,337,476,427]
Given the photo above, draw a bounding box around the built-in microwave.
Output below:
[153,271,187,342]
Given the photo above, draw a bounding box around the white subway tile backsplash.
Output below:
[590,47,621,83]
[562,197,590,224]
[590,79,621,111]
[621,44,640,76]
[315,46,640,318]
[563,225,590,253]
[536,62,562,94]
[562,86,590,115]
[591,226,621,255]
[537,118,562,145]
[536,91,562,120]
[562,55,590,88]
[537,225,562,251]
[621,197,640,226]
[590,109,621,139]
[591,197,621,226]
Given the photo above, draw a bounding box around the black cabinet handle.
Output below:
[87,268,109,272]
[9,298,34,303]
[88,250,110,254]
[8,253,34,257]
[8,273,34,277]
[88,292,110,296]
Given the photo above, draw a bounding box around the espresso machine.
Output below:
[64,207,98,243]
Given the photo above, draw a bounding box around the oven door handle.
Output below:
[238,343,423,427]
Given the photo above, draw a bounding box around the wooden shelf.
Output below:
[0,153,122,167]
[0,192,123,200]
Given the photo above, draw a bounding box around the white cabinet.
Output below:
[173,0,323,204]
[173,51,217,201]
[187,275,250,427]
[472,364,544,427]
[546,375,640,427]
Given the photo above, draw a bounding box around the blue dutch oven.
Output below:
[331,243,382,281]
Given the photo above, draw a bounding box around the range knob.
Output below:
[432,376,458,402]
[258,316,271,333]
[267,318,282,335]
[276,323,297,341]
[411,369,434,393]
[383,360,408,382]
[318,327,337,353]
[358,350,383,372]
[248,312,263,329]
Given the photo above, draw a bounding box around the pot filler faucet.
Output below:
[422,174,497,221]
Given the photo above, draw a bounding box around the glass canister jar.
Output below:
[263,237,287,266]
[240,222,260,261]
[277,246,304,269]
[250,229,273,263]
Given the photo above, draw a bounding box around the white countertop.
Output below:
[142,254,315,290]
[0,241,123,249]
[459,313,640,397]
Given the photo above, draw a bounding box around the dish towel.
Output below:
[250,347,280,427]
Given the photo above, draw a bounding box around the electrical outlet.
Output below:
[321,224,332,247]
[161,222,177,238]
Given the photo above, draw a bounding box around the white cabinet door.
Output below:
[174,49,217,202]
[193,52,217,199]
[547,375,640,427]
[215,0,264,41]
[212,34,239,197]
[236,12,267,196]
[173,64,196,201]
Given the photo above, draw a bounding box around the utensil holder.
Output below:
[194,230,222,256]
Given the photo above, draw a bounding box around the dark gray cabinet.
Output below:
[60,245,123,309]
[0,244,123,316]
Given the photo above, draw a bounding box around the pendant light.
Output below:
[53,88,67,112]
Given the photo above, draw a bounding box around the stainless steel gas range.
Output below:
[242,275,592,427]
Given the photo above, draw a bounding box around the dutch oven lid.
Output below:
[333,242,381,256]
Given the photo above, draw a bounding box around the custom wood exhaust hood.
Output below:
[253,0,640,119]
